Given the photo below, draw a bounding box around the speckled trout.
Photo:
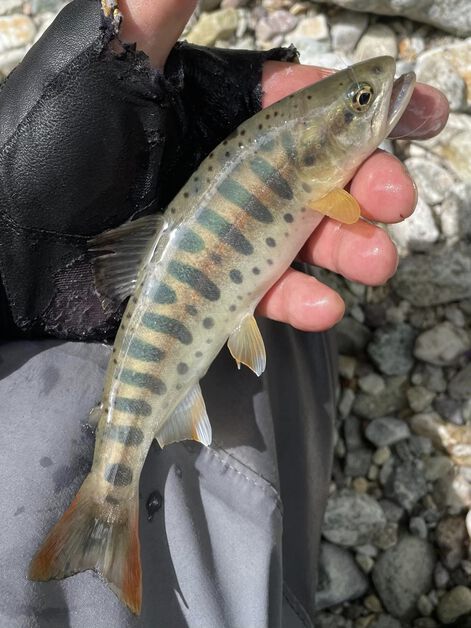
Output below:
[29,56,415,613]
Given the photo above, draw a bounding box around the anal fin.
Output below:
[227,314,266,377]
[308,188,361,224]
[156,383,212,448]
[88,214,165,303]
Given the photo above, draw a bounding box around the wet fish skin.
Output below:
[29,56,413,614]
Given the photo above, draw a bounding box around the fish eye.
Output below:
[349,83,374,112]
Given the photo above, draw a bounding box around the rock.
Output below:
[315,612,352,628]
[309,0,471,36]
[410,412,471,466]
[322,491,387,547]
[433,396,464,425]
[404,157,456,206]
[370,616,401,628]
[356,553,374,573]
[255,9,298,42]
[414,322,470,366]
[373,522,399,551]
[416,39,471,112]
[344,415,364,451]
[417,594,434,617]
[388,196,439,253]
[339,388,356,418]
[330,9,367,52]
[424,455,454,482]
[355,23,398,60]
[373,446,392,466]
[379,499,404,523]
[434,561,451,589]
[336,317,372,354]
[384,459,428,512]
[439,183,471,242]
[186,8,238,46]
[445,304,467,328]
[436,586,471,624]
[290,14,329,41]
[358,373,385,395]
[410,516,428,540]
[392,244,471,307]
[315,542,369,609]
[448,363,471,401]
[372,535,435,620]
[413,620,438,628]
[367,324,416,375]
[353,375,408,420]
[345,449,372,477]
[365,417,410,448]
[0,14,36,54]
[407,386,436,413]
[436,516,467,570]
[365,594,383,613]
[352,476,369,493]
[339,355,357,379]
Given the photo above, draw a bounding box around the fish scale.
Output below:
[29,57,416,615]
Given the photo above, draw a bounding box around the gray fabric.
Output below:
[0,323,336,628]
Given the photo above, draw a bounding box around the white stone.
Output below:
[330,9,368,52]
[355,24,398,61]
[187,8,238,46]
[358,373,385,396]
[388,195,439,253]
[414,322,470,366]
[404,157,455,206]
[290,14,329,41]
[0,15,36,54]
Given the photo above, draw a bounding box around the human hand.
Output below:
[120,0,449,332]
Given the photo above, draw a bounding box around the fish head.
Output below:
[294,56,415,188]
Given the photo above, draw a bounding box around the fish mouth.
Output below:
[386,72,416,135]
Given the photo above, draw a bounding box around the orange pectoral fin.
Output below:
[308,188,361,225]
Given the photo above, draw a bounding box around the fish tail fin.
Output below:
[28,476,142,615]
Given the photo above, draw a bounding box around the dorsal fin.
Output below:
[88,214,165,303]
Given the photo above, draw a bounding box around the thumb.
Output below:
[118,0,197,69]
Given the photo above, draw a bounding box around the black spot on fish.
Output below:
[203,317,214,329]
[302,182,312,193]
[284,213,294,223]
[230,269,243,284]
[146,490,163,521]
[104,463,133,487]
[252,267,260,275]
[206,338,213,344]
[106,495,120,505]
[143,312,193,345]
[195,351,203,358]
[303,153,316,167]
[267,259,273,265]
[229,305,237,312]
[344,110,354,124]
[177,362,189,375]
[186,304,198,316]
[210,252,222,264]
[168,260,220,302]
[126,313,132,319]
[40,456,53,468]
[266,237,276,248]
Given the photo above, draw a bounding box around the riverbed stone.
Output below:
[388,196,439,253]
[0,14,36,54]
[448,363,471,400]
[367,324,416,375]
[315,542,369,609]
[365,417,410,448]
[355,23,397,60]
[436,586,471,624]
[322,491,387,547]
[372,535,435,619]
[187,8,238,46]
[414,322,470,366]
[353,375,408,420]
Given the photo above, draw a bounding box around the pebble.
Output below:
[187,8,238,46]
[356,553,374,574]
[344,416,364,452]
[339,355,357,380]
[289,13,329,41]
[384,459,428,512]
[436,516,467,570]
[345,449,372,478]
[434,562,451,589]
[339,388,356,418]
[364,595,382,613]
[370,616,401,628]
[330,9,367,52]
[353,375,408,420]
[404,157,455,206]
[410,412,471,466]
[373,447,391,467]
[414,322,470,366]
[337,317,372,355]
[373,522,398,551]
[316,542,369,609]
[439,183,471,242]
[410,516,428,539]
[367,324,416,376]
[0,14,36,54]
[379,499,404,523]
[372,535,435,619]
[355,23,398,60]
[417,594,434,616]
[392,243,471,306]
[322,491,387,547]
[255,9,298,42]
[0,0,24,15]
[388,196,439,253]
[407,386,435,413]
[358,373,385,396]
[436,586,471,624]
[424,455,454,482]
[448,363,471,400]
[365,417,410,448]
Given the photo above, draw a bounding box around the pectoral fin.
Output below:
[308,188,361,224]
[227,314,266,377]
[156,384,212,448]
[88,214,165,303]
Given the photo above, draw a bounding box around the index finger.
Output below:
[262,61,449,140]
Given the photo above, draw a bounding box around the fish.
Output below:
[28,56,415,614]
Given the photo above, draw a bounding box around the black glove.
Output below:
[0,0,297,342]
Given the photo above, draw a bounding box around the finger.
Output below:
[256,268,345,332]
[348,149,417,223]
[301,219,398,286]
[119,0,197,68]
[262,61,448,139]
